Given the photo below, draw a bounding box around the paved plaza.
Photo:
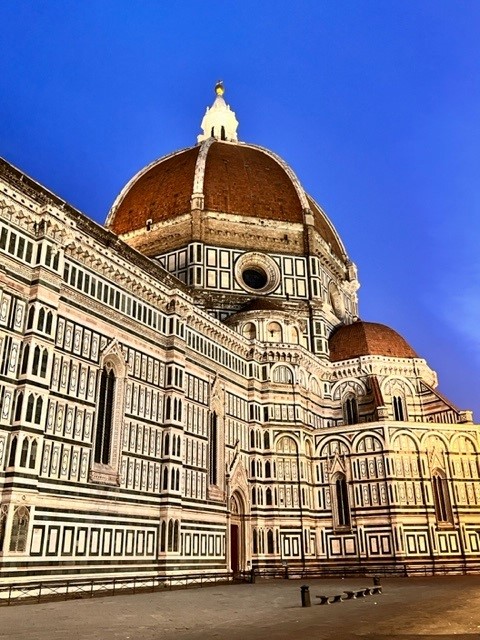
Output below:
[1,575,480,640]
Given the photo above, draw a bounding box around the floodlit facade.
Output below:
[0,84,479,584]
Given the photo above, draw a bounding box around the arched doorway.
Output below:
[229,492,246,573]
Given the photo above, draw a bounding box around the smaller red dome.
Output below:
[329,320,418,362]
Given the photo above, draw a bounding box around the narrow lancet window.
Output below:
[95,366,116,465]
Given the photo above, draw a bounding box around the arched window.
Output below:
[8,436,17,467]
[344,397,358,425]
[266,488,273,505]
[26,306,35,330]
[160,521,166,552]
[37,308,45,331]
[209,411,218,485]
[29,440,37,469]
[252,528,258,554]
[432,470,453,524]
[0,505,7,552]
[176,437,181,457]
[250,459,255,477]
[20,439,29,467]
[173,520,179,552]
[265,461,271,478]
[393,395,405,421]
[14,392,23,421]
[272,365,293,384]
[40,349,48,378]
[34,397,43,424]
[45,311,53,334]
[9,506,30,552]
[221,125,226,141]
[21,345,29,374]
[264,431,270,449]
[164,433,170,456]
[333,473,351,528]
[242,322,256,340]
[266,322,282,342]
[162,468,168,490]
[267,529,274,554]
[94,365,116,465]
[26,394,35,422]
[167,520,174,552]
[32,346,40,375]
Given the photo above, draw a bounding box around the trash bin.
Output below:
[373,575,381,586]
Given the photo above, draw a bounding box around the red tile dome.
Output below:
[105,140,346,260]
[329,320,418,362]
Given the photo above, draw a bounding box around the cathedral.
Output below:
[0,84,479,586]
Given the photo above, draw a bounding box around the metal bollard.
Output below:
[300,584,311,607]
[373,575,381,586]
[250,568,256,584]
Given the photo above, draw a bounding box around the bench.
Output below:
[315,595,330,605]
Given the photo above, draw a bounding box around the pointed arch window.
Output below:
[9,505,30,552]
[0,505,7,552]
[94,365,116,465]
[344,397,358,425]
[8,435,17,467]
[432,470,453,525]
[393,395,405,421]
[333,473,351,528]
[209,411,218,485]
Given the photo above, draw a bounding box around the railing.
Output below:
[2,562,480,606]
[0,571,250,606]
[253,561,480,580]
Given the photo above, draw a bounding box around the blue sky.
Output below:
[1,1,479,418]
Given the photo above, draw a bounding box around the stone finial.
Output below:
[197,82,239,143]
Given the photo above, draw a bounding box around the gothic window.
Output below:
[14,392,23,421]
[252,528,258,554]
[432,470,454,525]
[209,411,218,485]
[266,488,273,505]
[264,431,270,450]
[164,433,170,456]
[45,311,53,334]
[267,529,274,554]
[393,395,405,421]
[173,520,179,552]
[40,349,48,378]
[37,308,45,331]
[29,440,37,469]
[160,521,166,552]
[8,435,17,467]
[167,520,174,552]
[162,468,168,490]
[250,429,255,448]
[94,365,116,465]
[20,439,29,466]
[21,345,29,374]
[34,397,43,424]
[26,394,35,422]
[32,346,40,375]
[265,461,271,478]
[0,505,7,551]
[9,506,29,552]
[333,473,351,528]
[26,307,35,330]
[344,396,358,425]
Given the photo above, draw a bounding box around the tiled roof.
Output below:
[108,147,199,235]
[106,141,345,260]
[329,320,418,362]
[203,143,303,222]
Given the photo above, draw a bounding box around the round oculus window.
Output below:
[234,252,281,295]
[242,267,268,290]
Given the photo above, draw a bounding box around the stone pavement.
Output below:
[1,575,480,639]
